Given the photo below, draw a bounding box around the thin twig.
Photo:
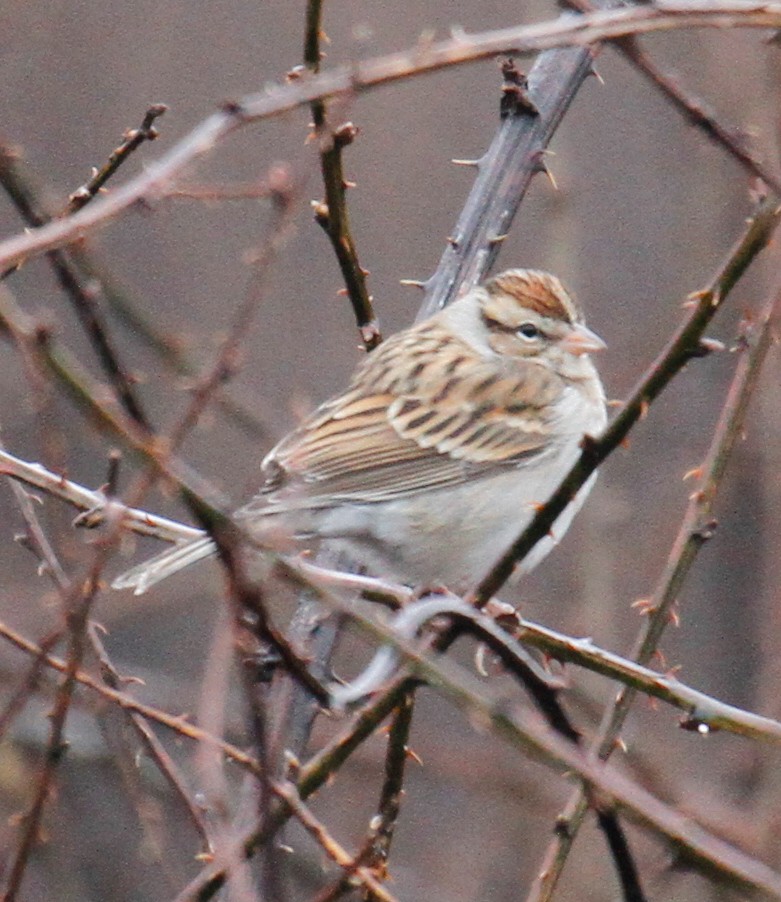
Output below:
[0,447,200,543]
[177,650,781,902]
[361,693,415,895]
[309,694,416,902]
[469,194,781,607]
[526,275,781,901]
[274,781,400,902]
[0,141,153,430]
[0,4,779,274]
[3,450,779,742]
[5,446,215,857]
[0,618,263,775]
[0,139,271,441]
[303,0,379,350]
[0,628,62,743]
[513,613,781,742]
[563,0,781,194]
[88,621,215,854]
[1,567,99,901]
[65,104,167,213]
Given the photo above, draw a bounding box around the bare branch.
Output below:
[0,141,153,430]
[469,194,781,606]
[65,104,167,213]
[0,5,779,274]
[527,272,781,901]
[303,0,379,350]
[0,618,263,775]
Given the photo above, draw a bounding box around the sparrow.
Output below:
[113,268,607,595]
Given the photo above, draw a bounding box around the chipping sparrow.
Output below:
[113,269,607,595]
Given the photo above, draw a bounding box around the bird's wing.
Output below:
[241,328,566,511]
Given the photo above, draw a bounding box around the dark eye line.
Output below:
[481,313,517,335]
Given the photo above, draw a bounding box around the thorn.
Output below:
[399,278,427,290]
[446,235,460,248]
[693,518,718,541]
[451,158,480,167]
[415,29,436,54]
[334,121,359,148]
[668,609,681,628]
[631,598,657,616]
[541,161,558,190]
[488,233,509,245]
[590,65,605,86]
[694,337,726,356]
[286,65,306,82]
[683,466,703,482]
[405,746,424,766]
[652,648,667,668]
[311,200,329,226]
[615,736,628,754]
[683,289,710,309]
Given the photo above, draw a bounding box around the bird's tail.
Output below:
[111,534,216,595]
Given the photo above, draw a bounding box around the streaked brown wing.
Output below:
[245,325,564,509]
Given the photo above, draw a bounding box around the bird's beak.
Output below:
[560,323,607,356]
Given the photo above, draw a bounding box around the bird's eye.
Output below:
[517,323,541,340]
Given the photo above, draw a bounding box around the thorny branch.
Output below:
[2,565,99,901]
[275,781,400,902]
[4,449,778,739]
[0,5,780,275]
[5,451,213,856]
[526,257,781,902]
[178,634,781,902]
[0,4,777,891]
[470,194,781,606]
[564,0,781,196]
[0,617,263,775]
[303,0,380,350]
[66,104,167,213]
[416,48,595,318]
[0,141,271,441]
[0,140,152,430]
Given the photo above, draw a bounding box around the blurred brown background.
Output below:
[0,1,780,900]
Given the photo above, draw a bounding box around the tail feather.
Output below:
[111,535,216,595]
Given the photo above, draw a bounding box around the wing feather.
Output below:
[245,323,566,510]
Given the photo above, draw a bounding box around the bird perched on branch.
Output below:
[113,269,607,595]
